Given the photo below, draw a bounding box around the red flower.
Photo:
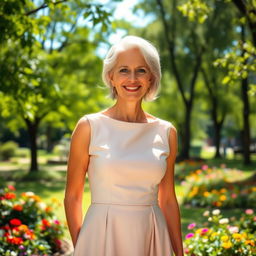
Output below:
[10,218,22,226]
[13,205,23,211]
[4,192,16,200]
[42,219,51,227]
[7,185,16,191]
[54,238,62,249]
[7,236,23,245]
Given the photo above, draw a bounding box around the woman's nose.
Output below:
[128,71,137,81]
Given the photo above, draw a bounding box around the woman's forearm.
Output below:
[64,197,83,248]
[160,200,184,256]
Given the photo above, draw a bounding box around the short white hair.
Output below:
[102,35,161,101]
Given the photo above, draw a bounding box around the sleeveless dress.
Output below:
[73,112,174,256]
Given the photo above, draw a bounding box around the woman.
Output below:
[64,35,184,256]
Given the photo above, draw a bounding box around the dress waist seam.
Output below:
[91,201,158,206]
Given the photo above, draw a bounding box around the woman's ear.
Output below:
[108,71,114,83]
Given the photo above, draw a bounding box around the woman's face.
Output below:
[109,47,153,102]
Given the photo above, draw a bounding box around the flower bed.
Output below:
[182,165,256,208]
[184,209,256,256]
[0,185,65,255]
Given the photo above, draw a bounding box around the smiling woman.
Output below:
[64,35,184,256]
[102,35,161,102]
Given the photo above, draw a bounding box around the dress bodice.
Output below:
[85,112,172,206]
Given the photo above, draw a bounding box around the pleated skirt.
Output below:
[73,203,174,256]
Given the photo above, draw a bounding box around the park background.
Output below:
[0,0,255,255]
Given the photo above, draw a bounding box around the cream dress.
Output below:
[73,112,174,256]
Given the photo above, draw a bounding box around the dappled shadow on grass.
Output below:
[205,157,256,172]
[0,168,90,198]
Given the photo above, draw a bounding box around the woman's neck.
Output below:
[106,99,147,123]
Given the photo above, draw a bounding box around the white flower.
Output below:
[219,218,229,224]
[208,217,212,221]
[212,209,221,215]
[25,191,35,196]
[37,202,46,210]
[203,210,210,217]
[10,251,17,256]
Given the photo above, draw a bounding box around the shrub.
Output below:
[184,209,256,256]
[0,185,65,255]
[0,141,18,160]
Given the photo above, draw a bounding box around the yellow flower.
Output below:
[211,189,218,194]
[211,232,218,238]
[221,235,229,242]
[251,187,256,192]
[233,233,242,241]
[196,228,202,234]
[219,195,227,201]
[220,188,227,193]
[203,191,210,197]
[222,241,232,249]
[241,232,247,239]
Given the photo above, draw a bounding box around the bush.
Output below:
[184,209,256,256]
[0,185,65,255]
[0,141,18,160]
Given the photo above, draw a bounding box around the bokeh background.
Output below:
[0,0,255,255]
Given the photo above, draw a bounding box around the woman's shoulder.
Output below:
[146,112,176,130]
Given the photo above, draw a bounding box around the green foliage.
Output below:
[178,0,212,23]
[214,40,256,89]
[0,141,18,161]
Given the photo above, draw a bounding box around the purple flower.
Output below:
[18,245,25,250]
[185,233,195,239]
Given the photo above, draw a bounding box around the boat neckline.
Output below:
[98,112,159,125]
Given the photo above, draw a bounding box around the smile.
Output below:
[123,86,141,92]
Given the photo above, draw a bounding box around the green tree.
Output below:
[179,0,256,164]
[0,0,112,172]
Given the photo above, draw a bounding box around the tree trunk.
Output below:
[25,118,40,172]
[240,25,251,165]
[214,121,222,158]
[241,77,251,164]
[181,103,192,158]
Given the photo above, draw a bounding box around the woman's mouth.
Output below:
[123,86,141,92]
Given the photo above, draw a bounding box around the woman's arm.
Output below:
[158,125,184,256]
[64,117,91,248]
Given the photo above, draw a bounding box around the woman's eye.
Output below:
[119,68,129,73]
[137,68,146,73]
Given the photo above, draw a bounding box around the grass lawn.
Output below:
[0,148,255,242]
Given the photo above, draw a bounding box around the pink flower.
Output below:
[228,226,239,233]
[231,193,237,199]
[201,228,209,234]
[185,233,195,239]
[202,165,208,170]
[7,185,16,191]
[188,223,196,230]
[54,219,60,225]
[184,248,190,253]
[245,209,254,215]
